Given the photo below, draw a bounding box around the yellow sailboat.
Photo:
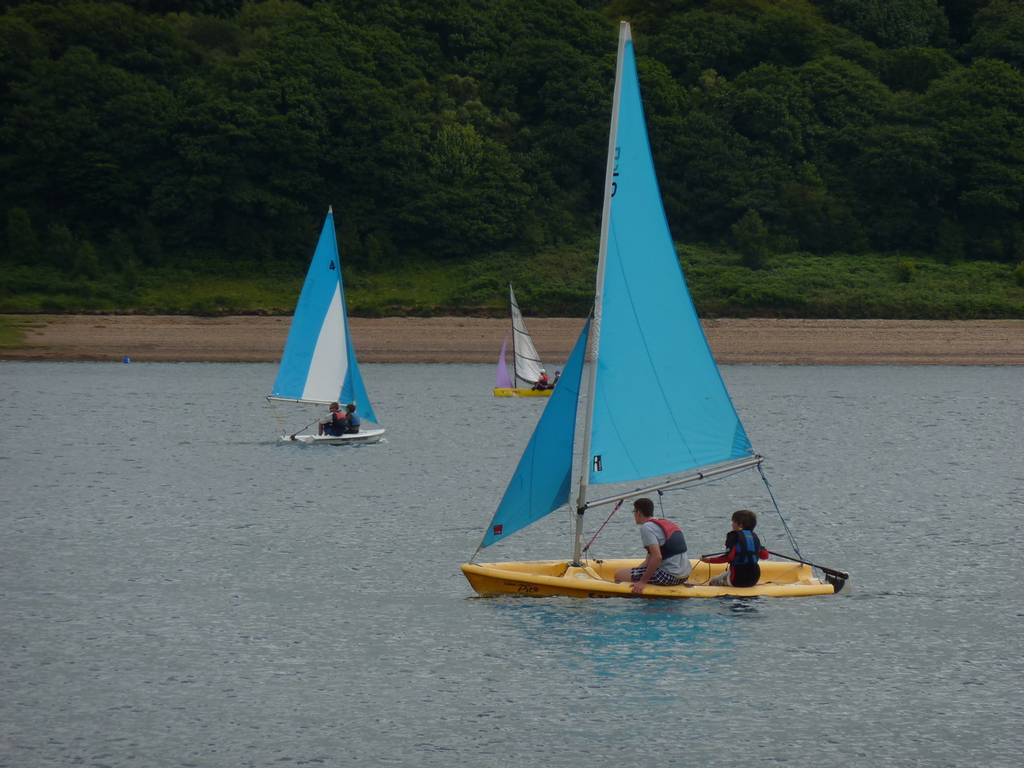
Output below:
[463,560,837,599]
[461,23,846,599]
[492,284,553,397]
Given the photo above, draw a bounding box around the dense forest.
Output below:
[1,0,1023,316]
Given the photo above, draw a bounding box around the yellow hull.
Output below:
[461,558,839,598]
[492,387,552,397]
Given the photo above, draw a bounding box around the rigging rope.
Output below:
[582,499,624,555]
[757,463,802,558]
[647,464,804,560]
[269,400,288,434]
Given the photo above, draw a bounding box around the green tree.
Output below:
[4,207,39,264]
[850,122,954,250]
[748,2,824,69]
[941,0,985,46]
[73,240,101,279]
[0,13,46,97]
[106,229,137,272]
[136,219,163,267]
[822,0,949,48]
[647,11,754,82]
[731,209,769,269]
[934,218,965,263]
[122,255,141,292]
[880,47,958,93]
[123,2,244,19]
[2,43,177,244]
[923,59,1024,260]
[965,0,1024,70]
[779,163,866,253]
[46,222,77,270]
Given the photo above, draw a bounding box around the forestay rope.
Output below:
[581,499,624,556]
[757,463,802,558]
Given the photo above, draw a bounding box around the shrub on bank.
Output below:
[2,245,1023,318]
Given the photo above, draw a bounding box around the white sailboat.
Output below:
[461,23,846,598]
[493,284,552,397]
[267,207,385,445]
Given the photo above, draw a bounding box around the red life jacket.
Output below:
[647,518,687,559]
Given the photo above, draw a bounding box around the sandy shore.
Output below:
[2,314,1023,364]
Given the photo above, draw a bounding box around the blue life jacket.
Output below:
[649,519,687,559]
[346,412,361,433]
[733,529,761,566]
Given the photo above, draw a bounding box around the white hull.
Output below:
[279,428,386,445]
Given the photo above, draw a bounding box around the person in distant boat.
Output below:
[532,369,550,390]
[551,370,561,387]
[343,402,360,433]
[318,401,347,436]
[700,509,769,587]
[614,497,691,593]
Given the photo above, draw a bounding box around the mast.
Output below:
[572,21,629,564]
[508,283,518,388]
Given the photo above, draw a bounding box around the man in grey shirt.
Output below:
[614,497,692,594]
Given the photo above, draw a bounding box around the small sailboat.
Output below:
[493,284,553,397]
[461,23,846,598]
[267,207,385,445]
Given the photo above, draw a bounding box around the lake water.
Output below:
[1,361,1021,767]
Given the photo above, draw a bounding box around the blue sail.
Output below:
[480,319,590,548]
[588,36,751,486]
[269,209,378,423]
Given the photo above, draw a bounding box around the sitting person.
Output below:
[613,497,691,594]
[551,369,561,387]
[318,402,348,436]
[343,402,360,433]
[700,509,769,587]
[532,369,550,390]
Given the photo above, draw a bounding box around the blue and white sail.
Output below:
[479,318,589,548]
[581,23,752,491]
[269,208,378,424]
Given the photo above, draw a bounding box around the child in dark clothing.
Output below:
[700,509,768,587]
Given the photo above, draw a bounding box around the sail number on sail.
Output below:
[611,147,621,197]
